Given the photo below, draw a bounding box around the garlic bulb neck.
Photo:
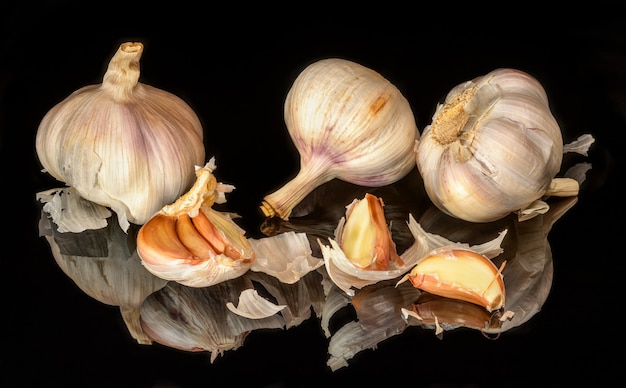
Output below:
[260,155,335,219]
[102,42,143,101]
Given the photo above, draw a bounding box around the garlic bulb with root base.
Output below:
[35,42,205,232]
[260,58,419,220]
[399,247,506,312]
[416,68,578,223]
[136,159,255,287]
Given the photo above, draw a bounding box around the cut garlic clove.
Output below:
[401,247,506,312]
[136,160,255,287]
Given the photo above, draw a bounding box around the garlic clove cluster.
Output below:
[136,159,255,288]
[35,42,206,232]
[260,58,419,220]
[415,68,580,223]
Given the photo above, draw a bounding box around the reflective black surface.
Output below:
[3,2,625,386]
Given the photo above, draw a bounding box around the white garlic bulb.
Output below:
[260,58,419,220]
[416,68,578,223]
[35,42,205,232]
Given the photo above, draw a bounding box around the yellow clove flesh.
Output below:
[340,193,403,270]
[404,247,506,312]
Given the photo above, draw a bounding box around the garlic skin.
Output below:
[416,68,574,223]
[261,58,419,220]
[35,42,205,231]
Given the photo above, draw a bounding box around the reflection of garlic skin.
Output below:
[35,42,205,231]
[136,160,255,288]
[261,58,419,220]
[416,68,574,223]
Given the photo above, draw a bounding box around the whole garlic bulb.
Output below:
[416,68,577,223]
[35,42,205,232]
[260,58,419,220]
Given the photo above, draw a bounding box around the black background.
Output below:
[2,2,624,386]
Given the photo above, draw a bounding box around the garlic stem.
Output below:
[544,177,579,197]
[431,86,476,147]
[102,42,143,101]
[260,157,335,219]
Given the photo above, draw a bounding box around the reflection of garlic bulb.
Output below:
[261,58,419,220]
[416,68,577,223]
[35,42,205,231]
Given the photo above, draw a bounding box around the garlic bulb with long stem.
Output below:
[416,68,578,223]
[35,42,205,232]
[260,58,419,220]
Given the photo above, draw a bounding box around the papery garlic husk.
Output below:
[35,42,205,232]
[401,246,506,312]
[260,58,419,220]
[416,68,577,223]
[136,159,255,287]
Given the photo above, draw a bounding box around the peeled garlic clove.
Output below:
[416,68,576,223]
[404,247,506,312]
[35,42,205,232]
[136,160,255,287]
[340,193,403,270]
[261,58,419,220]
[319,193,415,296]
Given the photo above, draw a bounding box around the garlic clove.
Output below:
[136,160,255,287]
[340,193,403,270]
[402,247,506,312]
[35,42,205,232]
[260,58,419,220]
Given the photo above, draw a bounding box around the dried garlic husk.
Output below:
[35,42,205,232]
[136,159,255,287]
[248,231,324,284]
[260,58,419,220]
[401,246,506,312]
[416,68,586,223]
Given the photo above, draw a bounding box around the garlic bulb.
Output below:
[136,159,255,288]
[260,58,419,220]
[416,68,577,223]
[35,42,205,231]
